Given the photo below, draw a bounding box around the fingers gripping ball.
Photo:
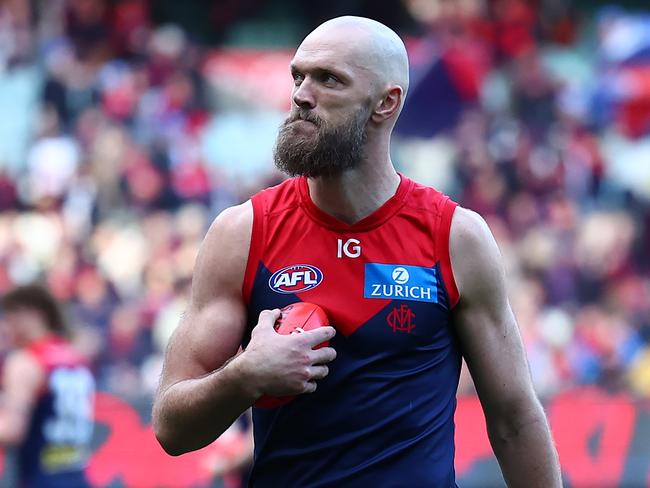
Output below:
[254,302,330,409]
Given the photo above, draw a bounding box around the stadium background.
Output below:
[0,0,649,486]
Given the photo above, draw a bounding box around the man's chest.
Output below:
[247,225,452,345]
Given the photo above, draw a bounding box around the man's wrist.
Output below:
[228,352,263,401]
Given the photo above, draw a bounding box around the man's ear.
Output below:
[370,86,403,123]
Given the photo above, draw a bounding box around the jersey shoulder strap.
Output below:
[406,180,460,308]
[242,178,300,302]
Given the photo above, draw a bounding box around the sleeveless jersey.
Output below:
[243,174,461,488]
[19,337,94,488]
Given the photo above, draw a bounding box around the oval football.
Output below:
[254,302,330,409]
[274,302,330,348]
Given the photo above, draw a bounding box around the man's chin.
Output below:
[274,158,317,178]
[275,162,346,179]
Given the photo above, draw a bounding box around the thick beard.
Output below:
[273,107,369,178]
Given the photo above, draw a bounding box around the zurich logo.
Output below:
[392,267,410,284]
[269,264,323,294]
[364,263,439,304]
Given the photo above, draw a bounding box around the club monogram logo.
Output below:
[386,304,416,333]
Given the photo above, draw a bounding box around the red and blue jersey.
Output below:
[19,337,94,488]
[243,174,461,487]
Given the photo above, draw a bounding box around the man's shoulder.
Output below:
[401,175,457,214]
[450,207,491,247]
[194,201,254,295]
[6,348,42,370]
[250,177,301,216]
[449,207,505,303]
[211,200,253,236]
[197,178,299,295]
[450,207,499,266]
[3,348,45,389]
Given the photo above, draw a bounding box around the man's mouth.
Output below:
[287,112,320,126]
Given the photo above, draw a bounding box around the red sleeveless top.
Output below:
[244,174,459,327]
[241,174,463,487]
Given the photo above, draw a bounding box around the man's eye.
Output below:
[292,73,304,85]
[322,73,338,84]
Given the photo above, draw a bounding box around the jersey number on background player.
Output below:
[43,367,95,445]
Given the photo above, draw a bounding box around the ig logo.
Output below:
[337,238,361,258]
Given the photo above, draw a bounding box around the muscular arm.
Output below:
[450,208,562,487]
[153,202,256,455]
[0,350,43,445]
[153,201,336,456]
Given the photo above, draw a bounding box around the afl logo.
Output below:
[269,264,323,294]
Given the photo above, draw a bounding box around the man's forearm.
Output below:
[487,404,562,487]
[153,355,259,456]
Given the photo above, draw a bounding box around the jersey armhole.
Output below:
[437,198,460,309]
[242,195,265,305]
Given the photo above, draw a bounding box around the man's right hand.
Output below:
[235,309,337,399]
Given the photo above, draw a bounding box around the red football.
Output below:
[254,302,330,409]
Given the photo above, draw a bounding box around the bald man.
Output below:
[153,16,562,487]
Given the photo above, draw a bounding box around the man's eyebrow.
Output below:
[290,63,350,80]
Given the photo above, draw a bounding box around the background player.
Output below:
[153,16,562,487]
[0,285,94,488]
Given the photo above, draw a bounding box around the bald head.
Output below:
[278,16,409,177]
[298,16,409,106]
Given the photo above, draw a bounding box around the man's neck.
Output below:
[306,158,401,225]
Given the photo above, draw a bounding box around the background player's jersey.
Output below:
[243,174,461,487]
[19,337,94,488]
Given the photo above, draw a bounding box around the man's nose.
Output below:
[292,79,316,109]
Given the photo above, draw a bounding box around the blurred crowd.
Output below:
[0,0,648,404]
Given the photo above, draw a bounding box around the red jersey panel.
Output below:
[243,174,461,488]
